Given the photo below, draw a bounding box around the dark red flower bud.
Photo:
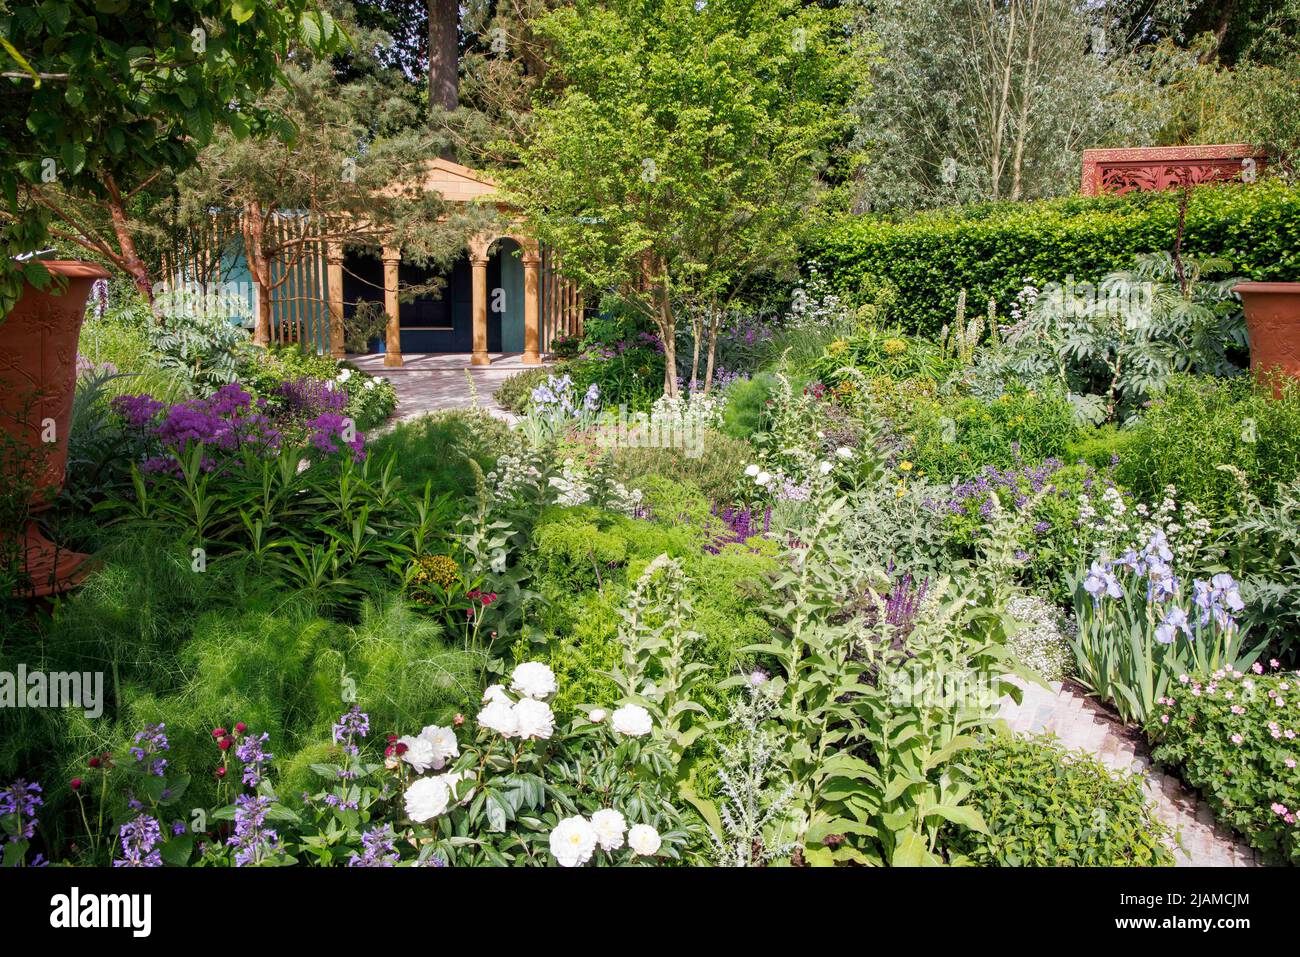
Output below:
[217,738,232,751]
[234,722,247,734]
[387,734,398,743]
[215,766,227,778]
[212,727,227,738]
[70,778,83,791]
[88,757,100,769]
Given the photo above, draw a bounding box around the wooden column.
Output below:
[470,250,490,366]
[522,247,541,365]
[382,245,402,368]
[327,241,345,359]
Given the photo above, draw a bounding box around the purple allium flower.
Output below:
[115,814,163,867]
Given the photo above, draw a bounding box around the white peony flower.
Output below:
[611,704,653,737]
[835,446,854,460]
[513,698,555,740]
[588,708,607,723]
[416,724,459,770]
[404,775,450,822]
[364,377,376,390]
[510,661,558,699]
[818,460,833,474]
[590,809,627,851]
[549,815,598,867]
[476,699,519,738]
[336,368,352,383]
[755,471,772,487]
[744,464,760,477]
[482,684,511,705]
[628,823,661,856]
[399,734,438,773]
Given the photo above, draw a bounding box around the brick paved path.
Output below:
[997,676,1261,866]
[349,352,542,424]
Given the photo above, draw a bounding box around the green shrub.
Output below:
[809,180,1300,334]
[365,409,515,499]
[1147,664,1300,864]
[811,327,952,389]
[570,347,665,412]
[609,428,752,505]
[531,518,629,590]
[720,372,778,440]
[78,311,191,402]
[495,364,561,414]
[945,734,1175,866]
[1118,375,1300,524]
[905,387,1081,482]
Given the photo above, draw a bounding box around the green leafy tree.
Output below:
[848,0,1164,212]
[499,0,864,396]
[0,0,342,313]
[174,4,491,346]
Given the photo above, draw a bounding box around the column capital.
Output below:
[381,244,402,265]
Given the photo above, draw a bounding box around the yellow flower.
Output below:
[899,460,914,472]
[411,554,460,593]
[827,339,849,356]
[895,486,906,498]
[883,338,908,356]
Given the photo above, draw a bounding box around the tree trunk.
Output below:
[102,172,154,305]
[242,201,273,348]
[703,309,719,394]
[428,0,459,114]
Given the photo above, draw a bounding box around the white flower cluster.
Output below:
[1078,483,1211,567]
[486,450,547,504]
[649,390,725,434]
[547,458,643,515]
[1005,595,1075,682]
[476,662,559,740]
[549,811,662,867]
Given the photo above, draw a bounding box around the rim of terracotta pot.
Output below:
[1231,281,1300,294]
[22,259,112,282]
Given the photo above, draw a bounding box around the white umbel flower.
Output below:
[835,446,854,460]
[590,809,627,851]
[744,463,760,477]
[611,704,653,737]
[513,698,555,740]
[549,815,598,867]
[476,699,519,738]
[404,775,450,822]
[628,823,662,856]
[510,661,558,699]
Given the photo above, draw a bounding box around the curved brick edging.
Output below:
[996,676,1260,866]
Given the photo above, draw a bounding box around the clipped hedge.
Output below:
[809,180,1300,334]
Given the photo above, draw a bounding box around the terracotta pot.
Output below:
[1234,282,1300,397]
[1,260,110,596]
